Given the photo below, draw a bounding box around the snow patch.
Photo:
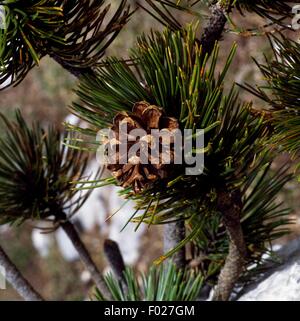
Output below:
[239,261,300,301]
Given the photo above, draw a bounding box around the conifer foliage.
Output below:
[0,0,298,302]
[245,35,300,175]
[0,0,131,87]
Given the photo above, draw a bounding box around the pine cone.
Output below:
[106,101,179,193]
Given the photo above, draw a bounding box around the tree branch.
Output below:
[61,220,112,300]
[213,189,247,301]
[163,220,186,270]
[0,245,44,301]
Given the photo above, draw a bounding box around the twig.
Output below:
[199,1,231,56]
[49,52,93,78]
[213,189,247,301]
[104,239,128,294]
[163,220,186,269]
[0,245,44,301]
[61,220,112,300]
[104,239,126,283]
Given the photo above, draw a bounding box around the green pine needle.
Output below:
[95,263,203,301]
[242,34,300,169]
[0,0,132,88]
[0,110,94,225]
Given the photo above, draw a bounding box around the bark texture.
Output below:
[200,2,228,56]
[163,220,186,269]
[213,189,247,301]
[0,245,44,301]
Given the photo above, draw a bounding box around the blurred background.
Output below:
[0,1,299,300]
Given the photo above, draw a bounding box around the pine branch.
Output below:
[213,189,247,301]
[69,22,290,292]
[243,34,300,165]
[0,0,132,88]
[0,245,44,301]
[235,0,294,27]
[163,221,186,269]
[61,220,112,300]
[0,111,113,298]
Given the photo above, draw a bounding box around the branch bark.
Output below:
[213,189,247,301]
[0,245,44,301]
[163,220,186,270]
[61,220,112,300]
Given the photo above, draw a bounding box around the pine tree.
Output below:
[0,0,297,301]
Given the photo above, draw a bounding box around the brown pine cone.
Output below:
[106,101,180,193]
